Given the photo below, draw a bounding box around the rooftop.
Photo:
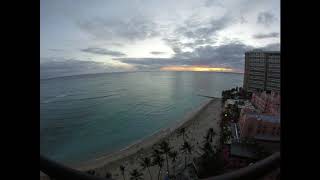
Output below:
[230,142,259,160]
[225,99,255,110]
[254,134,280,142]
[245,51,280,54]
[246,113,280,124]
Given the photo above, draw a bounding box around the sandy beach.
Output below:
[41,98,222,180]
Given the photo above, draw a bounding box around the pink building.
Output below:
[239,112,280,139]
[251,91,280,115]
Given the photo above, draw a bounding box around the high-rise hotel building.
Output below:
[243,51,280,92]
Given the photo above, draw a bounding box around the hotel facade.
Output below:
[251,91,280,115]
[243,51,280,92]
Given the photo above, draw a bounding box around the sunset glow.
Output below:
[160,66,234,72]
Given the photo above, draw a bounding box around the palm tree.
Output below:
[86,170,95,175]
[178,127,187,140]
[140,157,153,180]
[152,149,164,180]
[159,140,172,176]
[169,151,178,177]
[200,141,215,158]
[221,125,232,144]
[129,169,143,180]
[105,172,112,179]
[119,165,126,180]
[207,128,216,143]
[180,141,193,169]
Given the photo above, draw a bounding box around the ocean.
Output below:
[40,71,243,166]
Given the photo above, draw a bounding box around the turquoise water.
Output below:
[40,71,243,165]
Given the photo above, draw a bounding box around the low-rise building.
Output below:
[251,91,280,115]
[239,112,280,139]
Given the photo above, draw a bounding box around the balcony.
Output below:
[40,152,280,180]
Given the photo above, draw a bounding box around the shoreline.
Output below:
[41,97,222,179]
[74,98,215,170]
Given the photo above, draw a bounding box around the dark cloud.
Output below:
[177,16,232,40]
[162,15,231,54]
[162,38,183,54]
[186,42,253,68]
[257,12,277,26]
[111,43,123,47]
[81,47,126,57]
[150,51,166,55]
[240,16,248,24]
[115,42,280,72]
[253,32,279,39]
[116,41,255,71]
[204,0,223,7]
[40,58,115,79]
[49,49,65,52]
[77,16,159,41]
[115,58,182,66]
[261,43,280,51]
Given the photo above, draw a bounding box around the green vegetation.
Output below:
[180,140,193,169]
[169,151,178,179]
[105,172,112,179]
[159,140,172,176]
[221,124,232,145]
[222,103,241,123]
[222,87,251,104]
[204,128,216,143]
[196,139,225,178]
[129,169,143,180]
[119,165,126,180]
[178,127,187,141]
[152,148,164,180]
[86,170,95,175]
[139,157,153,180]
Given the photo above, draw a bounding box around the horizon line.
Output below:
[41,70,244,81]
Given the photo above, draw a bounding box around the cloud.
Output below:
[240,16,248,24]
[40,57,131,79]
[162,38,184,53]
[77,16,159,42]
[49,49,65,52]
[41,0,280,75]
[185,42,253,68]
[115,41,281,73]
[116,41,255,72]
[162,15,232,53]
[111,43,123,47]
[176,15,232,40]
[150,51,166,55]
[257,12,277,26]
[253,32,279,39]
[81,47,126,57]
[115,58,180,66]
[204,0,224,7]
[261,43,280,51]
[41,41,280,78]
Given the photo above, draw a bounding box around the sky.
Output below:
[40,0,280,79]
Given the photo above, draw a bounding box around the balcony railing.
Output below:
[40,152,280,180]
[201,152,280,180]
[40,155,112,180]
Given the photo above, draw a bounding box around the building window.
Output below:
[262,126,266,134]
[248,126,253,134]
[272,127,276,135]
